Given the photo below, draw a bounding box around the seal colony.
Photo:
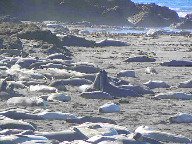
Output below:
[0,19,192,143]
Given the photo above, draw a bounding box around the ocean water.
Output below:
[131,0,192,17]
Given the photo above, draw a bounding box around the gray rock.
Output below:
[61,35,95,47]
[161,60,192,67]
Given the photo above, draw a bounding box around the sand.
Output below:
[1,30,192,142]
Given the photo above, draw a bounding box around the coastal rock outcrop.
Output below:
[172,20,192,29]
[128,3,179,27]
[18,29,62,47]
[0,0,180,27]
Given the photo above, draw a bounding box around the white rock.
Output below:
[47,93,71,102]
[99,103,120,113]
[169,113,192,123]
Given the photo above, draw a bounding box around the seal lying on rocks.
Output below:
[0,109,43,120]
[178,79,192,88]
[143,80,170,89]
[0,77,15,95]
[161,60,192,67]
[96,39,129,47]
[154,92,192,100]
[124,55,156,62]
[84,70,140,97]
[99,102,120,113]
[134,125,191,143]
[0,134,48,144]
[0,116,36,131]
[7,97,46,107]
[169,113,192,123]
[35,129,87,142]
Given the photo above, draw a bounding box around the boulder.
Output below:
[172,20,192,29]
[2,36,23,50]
[185,14,192,20]
[61,35,95,47]
[128,3,179,27]
[18,29,61,46]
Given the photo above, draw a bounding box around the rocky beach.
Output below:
[0,0,192,143]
